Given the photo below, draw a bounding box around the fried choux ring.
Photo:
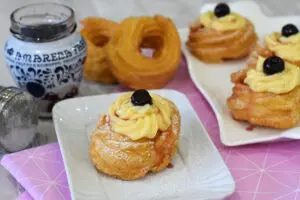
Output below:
[90,93,181,180]
[248,24,300,68]
[247,42,274,69]
[80,18,118,84]
[186,19,258,63]
[227,69,300,129]
[106,15,181,89]
[248,42,300,69]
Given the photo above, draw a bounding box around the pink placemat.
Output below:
[1,143,71,200]
[2,57,300,200]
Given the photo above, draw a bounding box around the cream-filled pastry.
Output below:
[186,3,258,63]
[228,56,300,129]
[90,90,181,180]
[248,24,300,68]
[245,56,300,94]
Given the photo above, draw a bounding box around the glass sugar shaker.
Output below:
[0,86,38,152]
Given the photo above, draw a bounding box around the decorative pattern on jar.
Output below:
[4,3,86,117]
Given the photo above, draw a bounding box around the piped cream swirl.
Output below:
[265,32,300,62]
[200,11,246,31]
[245,56,300,94]
[108,92,171,140]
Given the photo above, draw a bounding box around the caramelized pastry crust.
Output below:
[248,42,300,69]
[227,69,300,129]
[80,18,118,84]
[90,99,181,180]
[186,19,257,63]
[106,15,181,89]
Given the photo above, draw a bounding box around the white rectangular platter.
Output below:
[53,89,235,200]
[181,0,300,146]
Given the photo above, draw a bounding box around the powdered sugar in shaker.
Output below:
[0,86,38,152]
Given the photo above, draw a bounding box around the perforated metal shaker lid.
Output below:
[0,86,38,152]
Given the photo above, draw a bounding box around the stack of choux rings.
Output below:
[80,15,181,89]
[80,18,119,84]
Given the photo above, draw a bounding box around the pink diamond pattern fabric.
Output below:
[16,192,32,200]
[2,57,300,200]
[1,143,71,200]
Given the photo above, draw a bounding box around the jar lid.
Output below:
[10,3,77,42]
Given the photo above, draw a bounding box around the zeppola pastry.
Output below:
[80,18,118,84]
[106,15,181,89]
[227,56,300,129]
[90,90,181,180]
[186,3,258,63]
[248,24,300,68]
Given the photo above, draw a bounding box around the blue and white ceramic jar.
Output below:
[4,3,86,117]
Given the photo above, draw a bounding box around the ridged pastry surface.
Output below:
[227,69,300,129]
[248,42,300,69]
[90,99,181,180]
[106,15,181,89]
[80,18,118,84]
[187,19,257,63]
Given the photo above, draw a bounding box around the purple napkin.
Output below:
[1,143,71,200]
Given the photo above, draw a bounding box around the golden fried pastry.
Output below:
[186,3,258,63]
[80,18,118,84]
[106,15,181,89]
[227,56,300,129]
[248,24,300,68]
[90,90,181,180]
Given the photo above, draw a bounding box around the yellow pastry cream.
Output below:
[244,56,300,94]
[200,11,246,31]
[108,92,172,140]
[265,32,300,62]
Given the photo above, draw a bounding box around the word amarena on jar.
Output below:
[5,3,87,117]
[10,39,86,64]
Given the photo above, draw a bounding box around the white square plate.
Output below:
[180,0,300,146]
[53,89,235,200]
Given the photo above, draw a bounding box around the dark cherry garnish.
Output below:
[214,3,230,18]
[263,56,285,75]
[131,89,152,106]
[167,163,174,168]
[282,24,299,37]
[246,125,256,131]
